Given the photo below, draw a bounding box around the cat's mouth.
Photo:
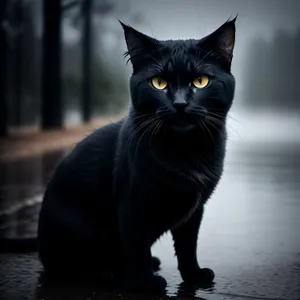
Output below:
[155,108,207,133]
[168,120,196,132]
[163,112,198,133]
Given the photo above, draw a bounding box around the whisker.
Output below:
[149,120,162,153]
[135,119,159,158]
[126,116,156,151]
[204,119,227,142]
[206,115,242,139]
[156,110,173,120]
[130,113,153,122]
[155,120,163,136]
[194,49,216,71]
[208,109,247,129]
[201,120,214,143]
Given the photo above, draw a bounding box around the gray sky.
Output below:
[116,0,300,94]
[126,0,300,39]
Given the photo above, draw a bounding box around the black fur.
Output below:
[37,18,237,292]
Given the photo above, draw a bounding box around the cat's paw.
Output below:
[125,274,167,293]
[152,256,161,271]
[181,267,215,287]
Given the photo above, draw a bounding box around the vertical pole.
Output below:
[15,0,23,126]
[41,0,62,129]
[0,0,8,136]
[82,0,92,122]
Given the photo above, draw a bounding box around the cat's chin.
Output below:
[168,122,196,133]
[165,115,198,133]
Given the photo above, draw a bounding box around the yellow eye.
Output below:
[192,75,210,89]
[151,76,168,90]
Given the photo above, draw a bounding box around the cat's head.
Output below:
[121,18,236,133]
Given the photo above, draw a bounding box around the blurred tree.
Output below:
[16,0,36,126]
[244,28,300,110]
[291,27,300,107]
[82,0,92,122]
[243,36,269,108]
[292,28,300,105]
[1,0,40,128]
[0,0,8,136]
[270,30,294,107]
[42,0,62,129]
[14,0,23,126]
[62,0,145,118]
[0,0,146,135]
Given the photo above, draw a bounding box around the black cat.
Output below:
[36,18,237,292]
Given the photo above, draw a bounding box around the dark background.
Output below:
[0,1,299,299]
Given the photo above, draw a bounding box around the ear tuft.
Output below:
[201,17,237,65]
[119,20,161,68]
[221,16,237,57]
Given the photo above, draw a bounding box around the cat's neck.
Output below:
[128,110,226,149]
[160,126,225,152]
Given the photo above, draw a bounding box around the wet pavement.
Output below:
[0,111,300,300]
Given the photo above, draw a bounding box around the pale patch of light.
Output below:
[227,109,300,144]
[62,20,81,45]
[65,109,82,126]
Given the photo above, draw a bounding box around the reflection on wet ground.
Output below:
[0,151,64,239]
[0,140,300,299]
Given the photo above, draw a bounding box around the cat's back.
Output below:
[38,120,124,269]
[45,119,124,199]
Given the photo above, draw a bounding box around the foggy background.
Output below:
[3,0,300,128]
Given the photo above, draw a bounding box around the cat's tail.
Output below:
[0,237,38,253]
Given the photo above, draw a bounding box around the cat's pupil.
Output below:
[158,79,162,85]
[198,77,202,84]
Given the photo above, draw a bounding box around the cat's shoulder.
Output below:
[50,119,125,188]
[78,119,124,147]
[58,119,124,169]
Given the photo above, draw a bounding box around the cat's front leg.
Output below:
[118,194,167,293]
[171,205,215,287]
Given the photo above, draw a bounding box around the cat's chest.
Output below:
[149,158,218,226]
[155,154,216,190]
[170,164,210,186]
[150,143,220,187]
[152,183,202,231]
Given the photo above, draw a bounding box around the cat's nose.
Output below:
[173,98,188,111]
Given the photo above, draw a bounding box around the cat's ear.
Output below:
[119,20,161,67]
[201,16,237,64]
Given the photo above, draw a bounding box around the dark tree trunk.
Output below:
[0,0,8,136]
[82,0,92,122]
[15,0,23,126]
[41,0,62,129]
